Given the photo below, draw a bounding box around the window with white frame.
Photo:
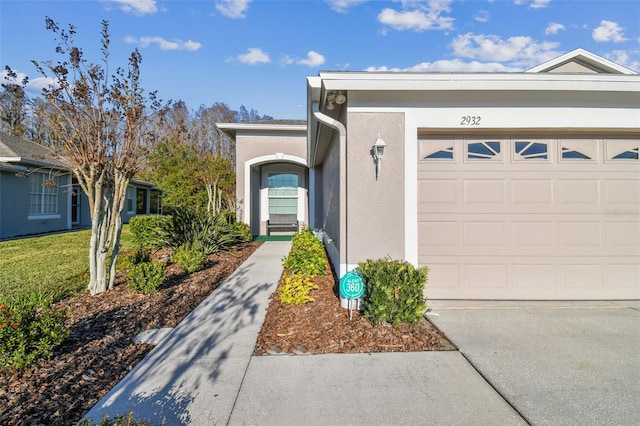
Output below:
[268,173,298,215]
[126,187,135,213]
[29,172,58,215]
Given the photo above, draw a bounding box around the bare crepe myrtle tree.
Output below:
[31,17,162,295]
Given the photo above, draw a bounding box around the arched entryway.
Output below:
[244,154,308,236]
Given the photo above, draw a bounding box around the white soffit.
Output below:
[215,123,307,140]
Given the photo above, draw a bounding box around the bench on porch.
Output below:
[266,214,299,236]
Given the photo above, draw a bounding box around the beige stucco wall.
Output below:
[317,133,341,250]
[547,61,599,74]
[234,132,306,225]
[346,112,405,265]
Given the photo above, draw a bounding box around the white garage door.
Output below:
[418,136,640,300]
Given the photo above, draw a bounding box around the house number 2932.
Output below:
[460,116,481,126]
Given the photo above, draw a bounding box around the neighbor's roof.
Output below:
[0,132,67,168]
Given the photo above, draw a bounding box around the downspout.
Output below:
[312,104,348,277]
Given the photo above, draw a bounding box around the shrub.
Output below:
[278,272,318,305]
[127,261,166,294]
[163,208,249,255]
[282,227,326,277]
[233,221,253,243]
[172,244,207,274]
[0,292,70,368]
[117,248,151,272]
[357,258,428,325]
[76,412,153,425]
[128,215,171,248]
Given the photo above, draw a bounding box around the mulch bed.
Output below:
[254,256,455,355]
[1,243,454,425]
[0,242,261,426]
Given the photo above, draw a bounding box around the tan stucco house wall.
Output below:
[219,48,639,300]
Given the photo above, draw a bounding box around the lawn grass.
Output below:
[0,225,135,300]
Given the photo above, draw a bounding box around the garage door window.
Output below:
[605,140,639,161]
[560,140,596,161]
[514,141,548,160]
[424,147,454,159]
[612,148,639,160]
[421,139,455,160]
[467,141,501,160]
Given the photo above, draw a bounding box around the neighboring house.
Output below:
[0,132,162,239]
[221,48,640,300]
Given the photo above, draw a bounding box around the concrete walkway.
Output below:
[84,242,524,425]
[84,241,639,425]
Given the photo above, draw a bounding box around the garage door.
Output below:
[418,136,640,300]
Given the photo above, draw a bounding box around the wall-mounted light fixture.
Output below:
[372,133,387,180]
[326,92,346,111]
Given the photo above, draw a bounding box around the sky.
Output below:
[1,0,638,119]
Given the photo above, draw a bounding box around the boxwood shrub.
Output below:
[128,215,171,249]
[357,258,428,325]
[282,227,326,277]
[126,261,166,294]
[0,292,70,368]
[172,244,207,274]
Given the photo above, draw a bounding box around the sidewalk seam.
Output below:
[459,351,532,425]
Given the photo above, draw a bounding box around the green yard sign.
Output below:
[339,271,365,299]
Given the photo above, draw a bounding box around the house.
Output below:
[0,132,162,239]
[215,120,308,236]
[222,48,640,300]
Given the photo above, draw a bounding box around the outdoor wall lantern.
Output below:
[372,133,387,180]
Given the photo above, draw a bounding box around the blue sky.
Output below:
[1,0,638,119]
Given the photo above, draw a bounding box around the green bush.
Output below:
[357,258,428,325]
[163,208,249,255]
[128,215,171,248]
[282,227,326,277]
[126,261,166,294]
[172,244,207,273]
[117,248,151,272]
[278,272,318,305]
[0,292,70,368]
[75,412,153,425]
[233,221,253,243]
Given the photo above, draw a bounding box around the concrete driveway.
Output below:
[427,300,640,426]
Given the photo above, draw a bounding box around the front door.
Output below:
[71,186,80,225]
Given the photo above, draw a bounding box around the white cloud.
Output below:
[215,0,252,19]
[545,22,565,35]
[1,69,57,93]
[296,51,326,67]
[378,0,454,32]
[235,48,270,65]
[513,0,550,8]
[604,50,640,72]
[450,32,560,67]
[474,10,490,23]
[593,20,627,43]
[125,36,202,51]
[280,55,295,66]
[102,0,158,15]
[325,0,367,13]
[366,59,521,73]
[531,0,551,9]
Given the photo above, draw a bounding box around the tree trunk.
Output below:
[206,184,213,214]
[85,170,130,295]
[108,173,129,290]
